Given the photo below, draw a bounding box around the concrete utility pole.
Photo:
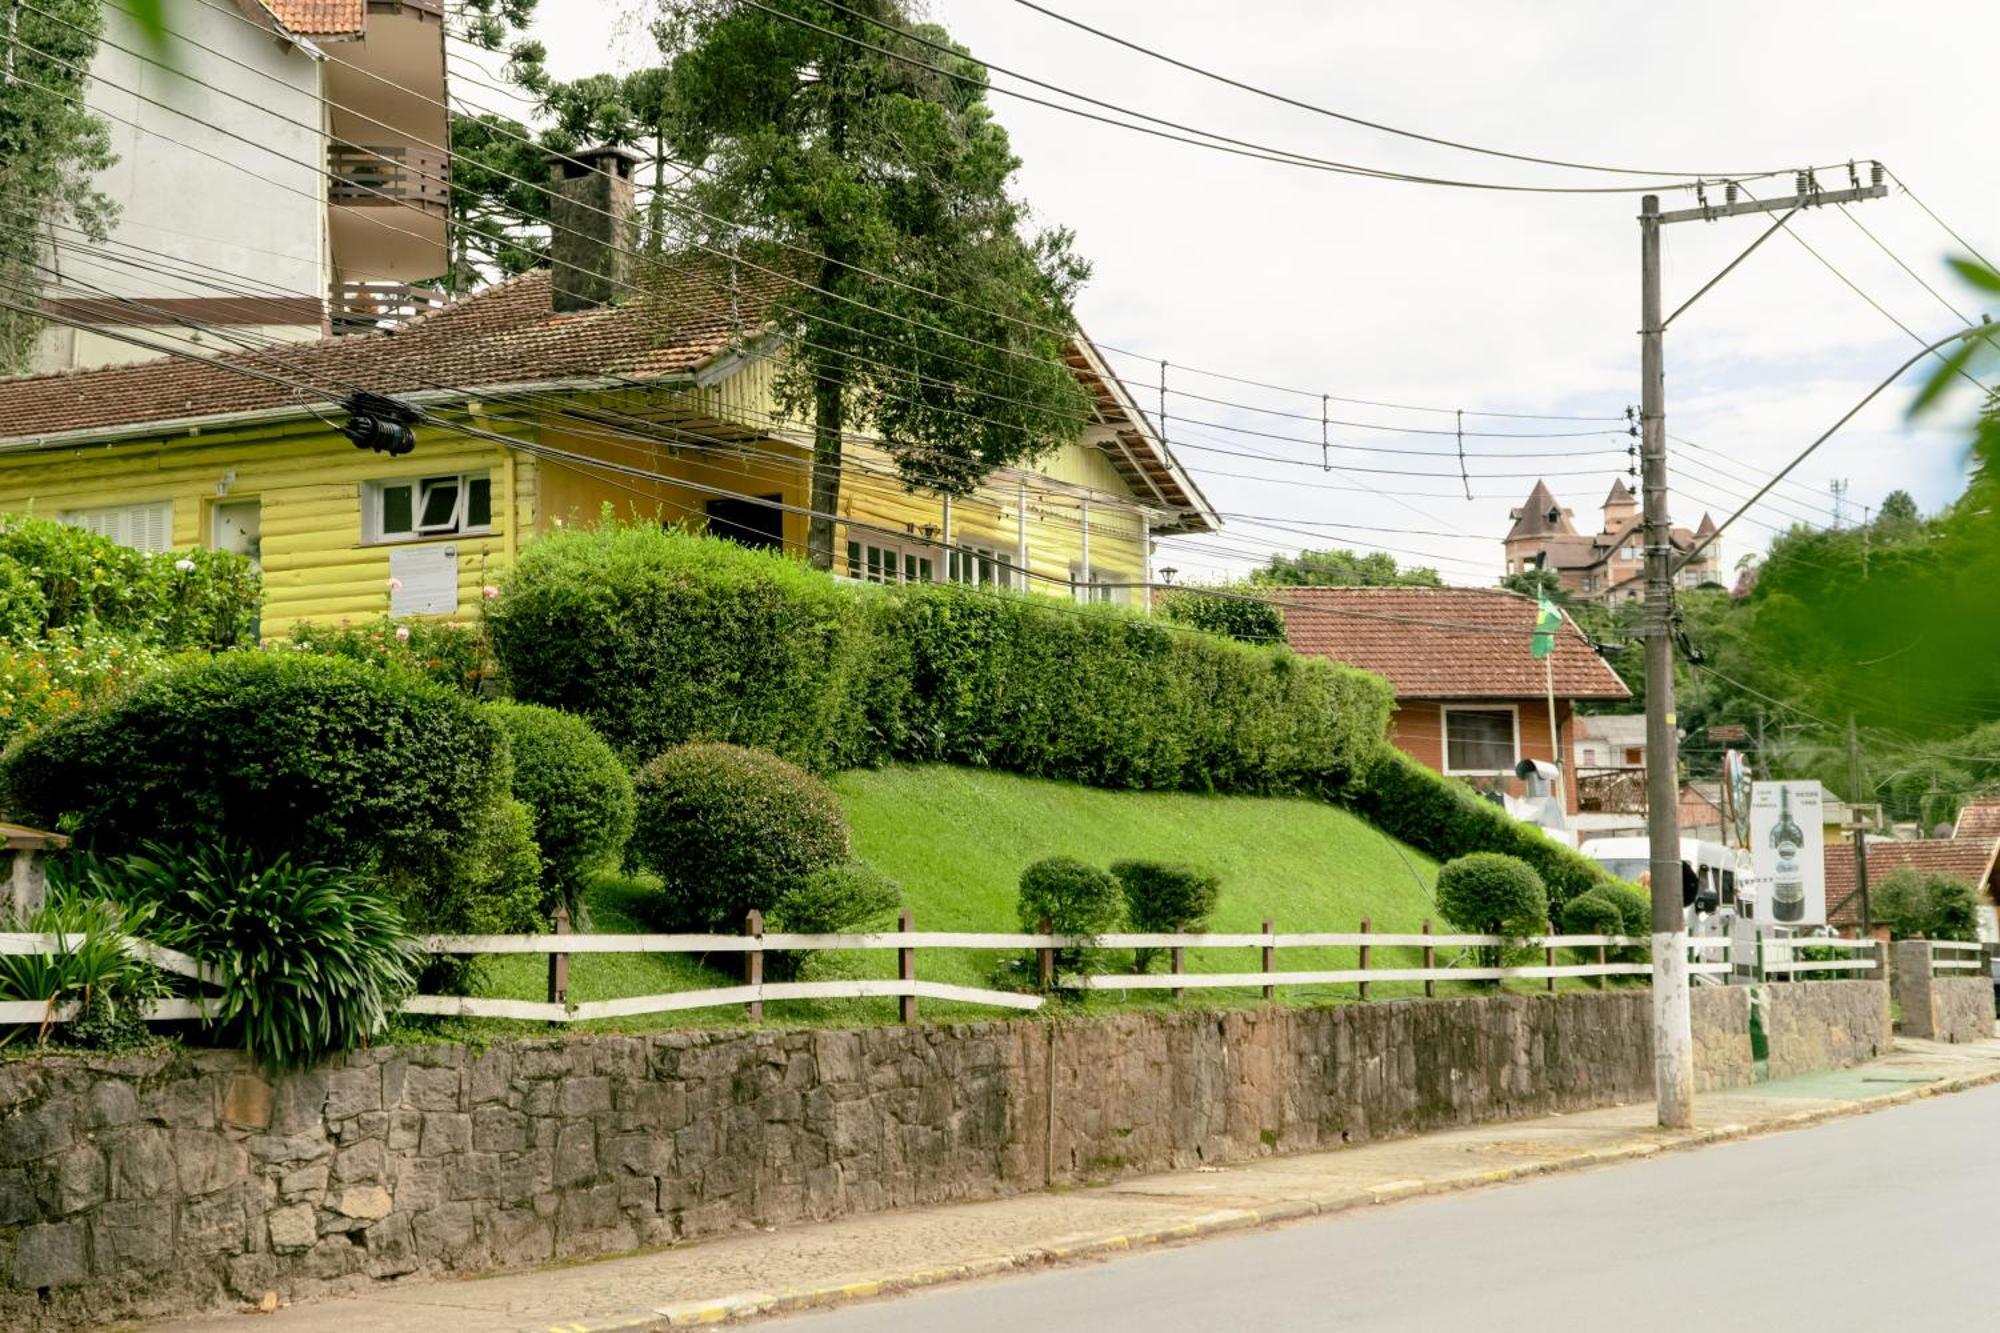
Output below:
[1635,167,1888,1130]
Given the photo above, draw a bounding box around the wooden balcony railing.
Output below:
[329,280,447,336]
[327,142,449,214]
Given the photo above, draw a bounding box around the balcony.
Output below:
[330,280,447,336]
[328,142,449,214]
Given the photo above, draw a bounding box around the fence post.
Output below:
[1358,917,1371,1000]
[1422,918,1435,999]
[1545,922,1557,995]
[898,909,916,1025]
[1036,914,1054,992]
[744,908,764,1024]
[546,899,571,1012]
[1261,916,1275,1003]
[1596,939,1608,991]
[1171,939,1185,1002]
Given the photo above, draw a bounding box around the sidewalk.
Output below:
[154,1035,2000,1333]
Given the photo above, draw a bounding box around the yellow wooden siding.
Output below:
[0,418,520,636]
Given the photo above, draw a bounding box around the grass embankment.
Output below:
[446,764,1585,1038]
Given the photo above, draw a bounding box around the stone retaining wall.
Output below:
[1764,979,1894,1079]
[1926,978,1996,1045]
[0,985,1886,1328]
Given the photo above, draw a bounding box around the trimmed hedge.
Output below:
[1347,747,1615,909]
[489,525,1392,795]
[0,652,517,930]
[629,742,851,930]
[487,702,634,914]
[488,525,876,769]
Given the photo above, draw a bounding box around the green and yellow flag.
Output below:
[1531,592,1561,659]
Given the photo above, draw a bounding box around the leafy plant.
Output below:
[1017,856,1123,981]
[0,887,163,1049]
[1155,587,1285,644]
[289,616,490,694]
[486,702,634,918]
[1871,866,1980,942]
[66,843,419,1071]
[0,516,258,649]
[1435,852,1549,974]
[765,861,902,981]
[1110,860,1220,972]
[630,742,850,930]
[0,629,164,749]
[0,651,516,935]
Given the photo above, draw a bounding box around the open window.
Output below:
[366,473,491,543]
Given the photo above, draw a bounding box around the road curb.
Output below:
[573,1059,2000,1331]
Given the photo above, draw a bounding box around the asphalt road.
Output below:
[775,1080,2000,1333]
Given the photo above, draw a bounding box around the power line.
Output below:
[1003,0,1791,181]
[1885,168,1998,275]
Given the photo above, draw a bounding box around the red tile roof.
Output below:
[1279,586,1632,701]
[0,265,778,444]
[1823,837,2000,927]
[1955,799,2000,842]
[259,1,367,36]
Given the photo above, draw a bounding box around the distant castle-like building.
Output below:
[1503,479,1723,604]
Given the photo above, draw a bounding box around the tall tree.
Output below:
[654,0,1092,568]
[0,0,115,373]
[1251,547,1443,588]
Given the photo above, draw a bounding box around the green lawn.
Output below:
[438,764,1583,1037]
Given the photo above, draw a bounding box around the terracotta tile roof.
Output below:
[1823,836,2000,926]
[259,1,367,36]
[0,265,782,444]
[1279,586,1632,701]
[1955,799,2000,842]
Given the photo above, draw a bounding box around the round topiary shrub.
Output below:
[629,742,850,930]
[765,861,903,981]
[0,651,514,932]
[1436,852,1548,974]
[1017,855,1123,980]
[487,702,635,916]
[1560,886,1624,938]
[1110,860,1221,971]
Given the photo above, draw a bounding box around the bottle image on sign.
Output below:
[1769,786,1806,922]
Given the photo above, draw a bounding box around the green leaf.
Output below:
[1946,256,2000,295]
[1909,331,1987,417]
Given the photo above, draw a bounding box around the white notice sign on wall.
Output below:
[389,544,459,618]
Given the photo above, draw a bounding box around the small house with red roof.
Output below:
[1822,834,2000,932]
[1280,586,1631,812]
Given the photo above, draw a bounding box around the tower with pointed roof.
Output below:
[1500,479,1722,604]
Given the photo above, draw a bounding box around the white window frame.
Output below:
[1069,563,1122,605]
[844,534,936,586]
[60,500,174,552]
[1442,704,1521,776]
[365,472,492,544]
[948,544,1015,590]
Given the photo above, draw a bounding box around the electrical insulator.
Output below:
[1795,170,1810,196]
[1725,181,1738,205]
[1870,160,1885,188]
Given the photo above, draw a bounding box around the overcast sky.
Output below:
[460,0,2000,585]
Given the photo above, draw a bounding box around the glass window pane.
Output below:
[846,541,861,579]
[466,476,492,528]
[1446,710,1515,772]
[418,478,460,530]
[380,485,414,536]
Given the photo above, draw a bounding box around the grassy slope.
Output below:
[454,764,1508,1035]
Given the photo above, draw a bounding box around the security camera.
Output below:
[1515,758,1560,782]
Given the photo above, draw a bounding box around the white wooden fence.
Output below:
[0,920,1900,1029]
[1924,939,1986,976]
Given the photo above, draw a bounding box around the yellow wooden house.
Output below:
[0,262,1214,636]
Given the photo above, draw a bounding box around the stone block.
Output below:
[180,1190,249,1255]
[225,1252,279,1302]
[334,1185,394,1221]
[278,1162,330,1202]
[419,1111,472,1157]
[393,1157,447,1214]
[413,1200,476,1262]
[13,1220,87,1289]
[82,1081,139,1130]
[553,1121,597,1187]
[448,1151,501,1201]
[559,1076,612,1117]
[106,1126,176,1200]
[0,1099,72,1163]
[467,1050,513,1105]
[173,1130,250,1196]
[0,1167,32,1225]
[90,1200,174,1273]
[387,1109,424,1151]
[332,1138,388,1186]
[267,1202,318,1253]
[471,1105,528,1154]
[268,1069,329,1135]
[35,1143,106,1215]
[222,1074,273,1130]
[362,1213,417,1277]
[483,1207,554,1267]
[403,1066,462,1112]
[323,1067,383,1121]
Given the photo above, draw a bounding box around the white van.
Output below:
[1578,836,1760,929]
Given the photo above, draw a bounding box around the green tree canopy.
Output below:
[0,0,116,372]
[655,0,1093,568]
[1251,547,1443,588]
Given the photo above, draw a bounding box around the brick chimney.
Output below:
[549,145,640,313]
